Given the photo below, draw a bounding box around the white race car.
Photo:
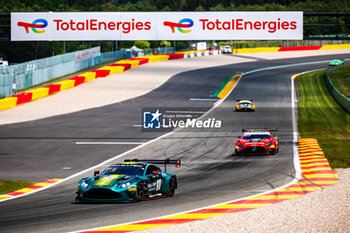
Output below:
[222,45,232,54]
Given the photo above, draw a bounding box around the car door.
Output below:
[145,165,162,194]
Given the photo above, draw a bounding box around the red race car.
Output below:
[235,129,279,155]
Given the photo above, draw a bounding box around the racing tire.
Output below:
[235,150,240,156]
[135,182,145,202]
[75,195,81,203]
[166,177,176,197]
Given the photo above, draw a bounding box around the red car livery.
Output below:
[235,129,279,155]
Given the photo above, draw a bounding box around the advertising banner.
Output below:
[75,46,101,62]
[11,12,303,41]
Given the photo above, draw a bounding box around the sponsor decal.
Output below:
[94,175,124,186]
[17,18,48,34]
[163,18,194,33]
[199,18,297,33]
[52,19,151,33]
[11,12,302,41]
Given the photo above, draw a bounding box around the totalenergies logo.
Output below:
[163,18,194,33]
[17,19,48,34]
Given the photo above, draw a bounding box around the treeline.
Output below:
[0,0,349,63]
[0,0,348,12]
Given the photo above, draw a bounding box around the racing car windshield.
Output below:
[243,134,271,140]
[101,165,145,176]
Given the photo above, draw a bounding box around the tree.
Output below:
[160,41,171,47]
[134,41,151,50]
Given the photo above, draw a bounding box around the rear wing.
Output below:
[124,159,181,172]
[242,128,278,135]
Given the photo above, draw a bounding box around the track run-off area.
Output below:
[0,49,349,233]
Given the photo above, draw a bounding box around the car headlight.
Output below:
[119,182,131,188]
[266,142,272,147]
[238,142,244,148]
[80,181,89,189]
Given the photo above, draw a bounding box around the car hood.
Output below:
[92,174,130,187]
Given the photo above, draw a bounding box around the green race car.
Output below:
[76,159,180,202]
[329,59,344,66]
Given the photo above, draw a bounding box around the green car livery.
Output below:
[329,59,344,66]
[76,160,180,202]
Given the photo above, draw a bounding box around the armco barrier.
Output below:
[278,45,323,51]
[69,76,85,86]
[0,97,17,110]
[56,80,75,91]
[98,66,123,75]
[91,69,110,78]
[167,53,185,60]
[324,70,350,114]
[115,60,140,68]
[233,47,280,53]
[26,88,50,101]
[45,84,61,95]
[108,63,131,72]
[128,58,149,65]
[13,92,32,105]
[79,72,96,83]
[320,44,350,50]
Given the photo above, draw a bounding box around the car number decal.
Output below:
[156,179,161,191]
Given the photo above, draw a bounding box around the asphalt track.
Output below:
[0,53,349,233]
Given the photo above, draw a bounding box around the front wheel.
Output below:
[135,182,145,202]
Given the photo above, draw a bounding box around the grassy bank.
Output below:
[297,69,350,168]
[0,180,34,195]
[329,64,350,97]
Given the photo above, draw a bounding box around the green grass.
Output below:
[297,70,350,168]
[0,180,34,195]
[329,64,350,97]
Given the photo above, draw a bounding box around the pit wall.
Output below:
[0,50,220,111]
[232,44,350,54]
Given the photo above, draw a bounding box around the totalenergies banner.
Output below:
[11,12,303,41]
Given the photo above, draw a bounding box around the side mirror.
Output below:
[152,171,159,175]
[94,170,100,176]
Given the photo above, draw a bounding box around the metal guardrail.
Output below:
[324,69,350,114]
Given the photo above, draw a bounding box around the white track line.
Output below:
[75,142,144,145]
[189,98,219,101]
